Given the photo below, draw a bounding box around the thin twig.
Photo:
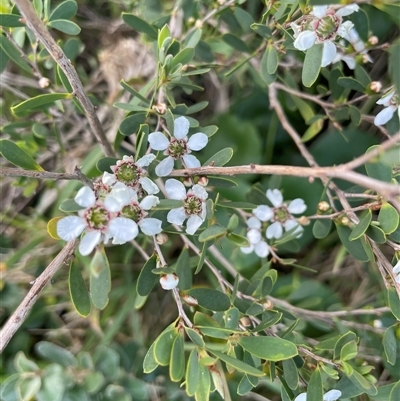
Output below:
[0,239,78,353]
[13,0,115,157]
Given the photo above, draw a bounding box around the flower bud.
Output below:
[368,35,378,45]
[362,54,371,64]
[38,77,50,88]
[195,19,203,28]
[262,300,274,310]
[181,294,198,306]
[156,232,168,245]
[239,316,252,327]
[340,216,349,226]
[159,273,179,290]
[153,103,167,114]
[369,81,382,93]
[318,201,330,212]
[183,177,193,187]
[197,176,209,186]
[298,216,309,226]
[373,319,383,328]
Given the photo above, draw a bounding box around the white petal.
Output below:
[336,4,359,17]
[182,154,201,168]
[240,245,254,254]
[377,91,394,106]
[140,177,160,194]
[155,156,174,177]
[140,195,160,210]
[341,55,356,70]
[139,218,163,235]
[188,133,208,151]
[266,189,283,207]
[374,106,395,126]
[312,5,328,18]
[254,205,274,221]
[255,241,269,258]
[57,216,86,241]
[247,228,261,244]
[337,21,354,41]
[294,31,317,51]
[266,221,283,239]
[136,153,156,167]
[285,219,304,238]
[102,171,116,186]
[323,390,342,401]
[321,41,337,67]
[75,186,96,207]
[294,393,307,401]
[290,22,301,38]
[109,185,137,206]
[108,217,138,242]
[247,216,261,229]
[79,231,102,256]
[396,275,400,284]
[167,207,187,225]
[148,132,170,150]
[165,179,187,200]
[288,198,307,214]
[104,195,123,213]
[160,274,179,290]
[186,215,204,235]
[393,261,400,274]
[174,116,190,140]
[191,184,208,200]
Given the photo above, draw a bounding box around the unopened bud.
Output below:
[340,216,350,226]
[262,300,274,310]
[183,177,192,187]
[318,201,330,212]
[298,216,309,226]
[362,54,372,64]
[197,176,209,186]
[159,273,179,290]
[181,294,198,306]
[373,319,383,328]
[153,103,167,114]
[368,35,378,45]
[156,232,168,245]
[38,77,50,88]
[195,19,203,29]
[239,316,252,327]
[369,81,382,93]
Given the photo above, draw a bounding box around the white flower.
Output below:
[57,186,138,255]
[148,116,208,177]
[105,183,163,238]
[160,273,179,290]
[165,178,208,235]
[109,154,159,195]
[374,90,400,126]
[295,389,342,401]
[291,4,359,67]
[240,217,270,257]
[253,189,306,240]
[393,260,400,284]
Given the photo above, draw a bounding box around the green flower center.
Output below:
[120,203,144,222]
[274,207,290,223]
[184,195,202,216]
[86,205,110,230]
[168,138,188,159]
[115,163,141,187]
[315,15,340,41]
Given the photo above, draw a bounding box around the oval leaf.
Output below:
[186,349,200,396]
[143,341,159,373]
[90,248,111,310]
[154,328,178,365]
[11,93,71,117]
[47,217,62,239]
[0,139,44,171]
[203,147,233,167]
[378,203,399,234]
[122,13,157,40]
[302,44,323,88]
[49,0,78,21]
[169,334,185,382]
[136,254,158,297]
[187,288,231,311]
[69,260,91,317]
[35,341,77,367]
[47,19,81,35]
[349,210,372,241]
[198,225,227,242]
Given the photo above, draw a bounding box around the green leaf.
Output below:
[349,210,372,241]
[209,350,265,377]
[122,13,157,40]
[90,248,111,310]
[378,203,399,234]
[203,147,233,167]
[234,7,254,33]
[184,28,202,48]
[302,44,323,88]
[260,47,277,85]
[16,376,41,401]
[49,0,78,21]
[0,35,31,73]
[154,199,184,210]
[366,224,386,244]
[170,334,185,382]
[340,340,358,361]
[222,33,250,53]
[389,38,400,94]
[195,364,211,401]
[250,23,272,39]
[158,24,170,50]
[170,48,195,71]
[69,260,90,317]
[312,219,332,239]
[198,225,227,242]
[11,93,71,117]
[365,145,393,183]
[119,80,150,104]
[218,201,256,210]
[187,288,231,311]
[337,77,366,92]
[0,139,44,171]
[154,328,178,365]
[226,232,249,247]
[266,44,278,74]
[119,113,147,136]
[335,223,372,262]
[186,349,200,396]
[136,254,158,297]
[383,325,397,365]
[96,157,119,174]
[390,381,400,401]
[35,341,77,367]
[308,367,323,401]
[302,117,324,142]
[39,364,66,401]
[334,331,357,360]
[224,307,240,330]
[15,351,39,373]
[282,358,299,390]
[0,14,25,27]
[238,336,298,361]
[388,288,400,320]
[59,199,84,212]
[47,19,81,35]
[143,341,159,374]
[185,327,205,348]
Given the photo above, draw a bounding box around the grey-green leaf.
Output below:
[69,260,91,317]
[302,44,323,88]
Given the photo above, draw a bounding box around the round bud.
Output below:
[38,77,50,88]
[195,19,203,28]
[368,35,378,45]
[156,232,168,245]
[262,300,274,310]
[197,176,209,186]
[153,103,167,114]
[159,273,179,290]
[369,81,382,93]
[318,201,330,212]
[181,294,198,306]
[239,316,252,327]
[298,216,309,226]
[340,216,350,226]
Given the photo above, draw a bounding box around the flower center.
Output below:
[315,15,340,41]
[93,182,110,200]
[184,194,203,216]
[121,203,144,222]
[168,138,188,159]
[115,163,141,187]
[274,207,290,223]
[85,205,110,230]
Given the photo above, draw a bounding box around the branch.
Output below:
[13,0,115,157]
[0,239,78,353]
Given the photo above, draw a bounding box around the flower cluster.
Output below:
[291,4,359,67]
[241,189,307,258]
[374,90,400,126]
